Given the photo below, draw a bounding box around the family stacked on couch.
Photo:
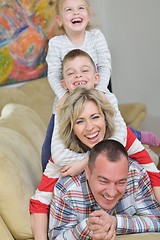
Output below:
[30,0,160,239]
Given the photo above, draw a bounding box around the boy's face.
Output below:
[61,55,100,92]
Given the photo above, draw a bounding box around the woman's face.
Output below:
[73,100,106,149]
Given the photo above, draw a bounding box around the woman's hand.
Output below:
[54,92,69,111]
[60,157,88,176]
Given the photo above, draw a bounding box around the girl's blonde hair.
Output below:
[58,88,115,153]
[51,0,93,34]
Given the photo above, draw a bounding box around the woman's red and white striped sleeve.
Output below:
[30,157,60,213]
[126,127,160,187]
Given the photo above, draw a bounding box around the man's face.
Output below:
[85,153,128,210]
[61,55,100,92]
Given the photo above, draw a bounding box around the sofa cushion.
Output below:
[0,104,44,239]
[119,102,147,129]
[0,77,55,127]
[0,87,31,112]
[0,103,46,156]
[0,216,14,240]
[19,77,55,126]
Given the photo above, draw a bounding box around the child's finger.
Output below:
[61,171,69,177]
[60,165,70,173]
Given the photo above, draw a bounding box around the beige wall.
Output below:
[91,0,160,137]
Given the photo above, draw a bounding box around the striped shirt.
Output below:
[48,160,160,239]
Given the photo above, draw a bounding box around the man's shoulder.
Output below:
[128,159,148,179]
[123,160,152,202]
[55,173,83,193]
[129,159,144,169]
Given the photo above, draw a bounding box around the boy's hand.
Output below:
[60,157,88,176]
[97,90,106,101]
[54,92,69,110]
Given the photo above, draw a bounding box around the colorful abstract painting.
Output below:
[0,0,56,86]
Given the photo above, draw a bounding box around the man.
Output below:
[48,139,160,239]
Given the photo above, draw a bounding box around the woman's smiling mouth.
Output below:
[85,132,99,139]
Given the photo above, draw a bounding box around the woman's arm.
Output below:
[30,159,60,214]
[126,127,160,203]
[105,89,127,146]
[60,156,88,176]
[30,213,48,240]
[29,159,60,239]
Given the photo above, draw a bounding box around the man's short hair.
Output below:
[88,139,128,171]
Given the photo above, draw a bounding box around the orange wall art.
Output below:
[0,0,56,86]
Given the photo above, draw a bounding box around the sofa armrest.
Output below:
[0,216,14,240]
[0,104,44,239]
[119,102,147,129]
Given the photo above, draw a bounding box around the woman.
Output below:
[58,87,160,201]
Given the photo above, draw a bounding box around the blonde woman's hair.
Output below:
[52,0,93,34]
[58,88,115,153]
